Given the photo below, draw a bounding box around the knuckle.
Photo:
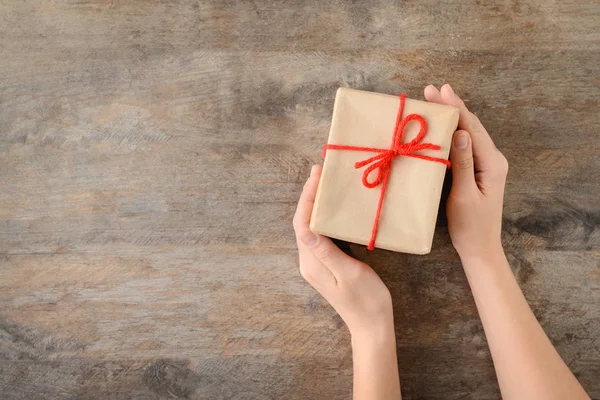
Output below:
[466,111,480,126]
[491,154,509,178]
[477,179,495,192]
[315,244,334,263]
[378,286,392,305]
[298,264,313,282]
[292,215,301,232]
[499,154,509,173]
[296,230,314,246]
[348,262,368,282]
[468,112,488,135]
[456,156,473,170]
[451,194,472,207]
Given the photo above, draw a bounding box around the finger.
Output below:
[427,84,500,173]
[293,165,322,233]
[301,234,349,276]
[438,84,499,167]
[293,165,349,273]
[438,84,492,143]
[450,130,478,194]
[298,246,338,291]
[426,84,480,135]
[424,84,443,104]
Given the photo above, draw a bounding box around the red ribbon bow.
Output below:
[322,93,451,250]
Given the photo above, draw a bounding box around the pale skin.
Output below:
[292,84,591,400]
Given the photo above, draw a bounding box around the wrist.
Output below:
[350,319,396,350]
[459,246,511,285]
[457,243,505,266]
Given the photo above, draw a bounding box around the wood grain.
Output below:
[1,0,599,399]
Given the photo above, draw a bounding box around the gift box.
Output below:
[310,88,459,254]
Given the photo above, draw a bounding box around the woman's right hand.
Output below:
[425,84,509,260]
[293,165,394,339]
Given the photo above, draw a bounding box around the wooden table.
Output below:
[1,1,598,399]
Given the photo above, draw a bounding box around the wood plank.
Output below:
[1,0,599,398]
[1,0,599,52]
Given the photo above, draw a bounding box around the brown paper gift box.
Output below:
[310,88,459,254]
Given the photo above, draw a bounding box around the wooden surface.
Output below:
[1,1,599,399]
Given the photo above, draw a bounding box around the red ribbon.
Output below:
[322,93,451,250]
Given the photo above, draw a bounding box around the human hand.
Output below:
[293,165,393,339]
[425,84,509,260]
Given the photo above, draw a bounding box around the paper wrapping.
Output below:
[310,88,459,254]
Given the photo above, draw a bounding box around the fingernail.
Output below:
[454,132,468,149]
[445,84,454,94]
[300,231,318,247]
[310,165,317,177]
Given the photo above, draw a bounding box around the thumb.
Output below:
[299,231,348,274]
[450,130,477,192]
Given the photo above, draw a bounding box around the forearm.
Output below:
[351,322,401,400]
[461,249,589,400]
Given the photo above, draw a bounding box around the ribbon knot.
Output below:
[322,93,451,250]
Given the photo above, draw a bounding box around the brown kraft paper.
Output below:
[310,87,459,254]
